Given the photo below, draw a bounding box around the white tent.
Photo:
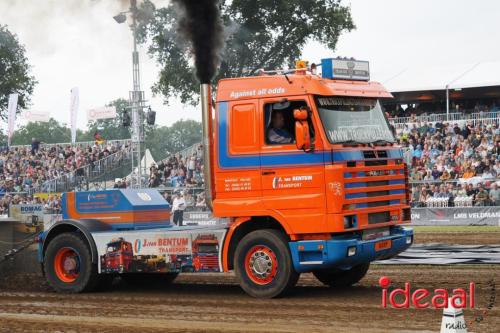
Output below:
[140,148,156,176]
[126,148,157,181]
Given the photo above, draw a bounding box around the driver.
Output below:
[268,110,293,144]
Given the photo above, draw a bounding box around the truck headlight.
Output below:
[347,246,357,257]
[343,215,356,229]
[406,236,412,244]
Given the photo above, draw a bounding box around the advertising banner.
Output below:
[9,204,44,221]
[24,110,50,122]
[7,93,18,146]
[70,87,79,144]
[92,228,226,274]
[87,106,117,121]
[411,207,500,226]
[8,204,45,233]
[183,211,219,226]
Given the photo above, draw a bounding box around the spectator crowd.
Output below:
[147,144,206,209]
[0,139,130,195]
[148,144,204,189]
[397,120,500,207]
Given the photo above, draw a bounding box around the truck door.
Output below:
[214,100,262,202]
[259,98,326,232]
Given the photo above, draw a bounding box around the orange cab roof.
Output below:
[216,74,393,102]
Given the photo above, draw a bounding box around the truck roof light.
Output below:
[295,60,308,69]
[321,57,370,81]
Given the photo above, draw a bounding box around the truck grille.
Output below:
[199,255,219,268]
[368,212,390,224]
[344,159,406,211]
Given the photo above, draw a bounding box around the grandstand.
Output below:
[0,139,132,215]
[398,120,499,207]
[381,62,500,208]
[382,60,500,119]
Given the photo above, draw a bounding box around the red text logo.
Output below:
[379,276,475,309]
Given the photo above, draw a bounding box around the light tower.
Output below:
[114,0,145,188]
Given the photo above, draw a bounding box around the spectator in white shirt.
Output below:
[172,192,186,226]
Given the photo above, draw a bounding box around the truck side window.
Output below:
[264,100,314,145]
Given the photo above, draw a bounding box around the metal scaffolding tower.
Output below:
[115,0,145,188]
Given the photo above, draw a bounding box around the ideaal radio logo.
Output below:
[379,276,496,329]
[379,276,475,309]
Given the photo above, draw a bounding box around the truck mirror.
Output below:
[294,109,311,151]
[293,109,308,120]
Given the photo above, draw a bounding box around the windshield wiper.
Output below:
[337,140,366,146]
[371,139,395,146]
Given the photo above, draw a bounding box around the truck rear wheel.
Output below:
[313,263,370,287]
[234,229,299,298]
[44,233,99,293]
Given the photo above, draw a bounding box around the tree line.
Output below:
[4,97,201,161]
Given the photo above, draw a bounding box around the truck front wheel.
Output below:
[313,263,370,287]
[44,233,99,293]
[234,229,299,298]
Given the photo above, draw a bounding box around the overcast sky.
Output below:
[1,0,499,131]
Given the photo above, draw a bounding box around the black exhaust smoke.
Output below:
[173,0,224,83]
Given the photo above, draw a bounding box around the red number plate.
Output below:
[375,240,392,251]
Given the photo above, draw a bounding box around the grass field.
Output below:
[412,225,500,232]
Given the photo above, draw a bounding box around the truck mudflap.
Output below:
[289,227,413,273]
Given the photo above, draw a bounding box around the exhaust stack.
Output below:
[171,0,224,211]
[201,83,215,210]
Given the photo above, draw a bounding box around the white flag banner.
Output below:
[70,87,79,144]
[87,106,117,121]
[7,93,18,147]
[24,110,50,123]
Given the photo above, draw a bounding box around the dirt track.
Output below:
[0,265,498,333]
[0,230,499,333]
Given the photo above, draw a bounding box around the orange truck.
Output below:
[38,57,413,298]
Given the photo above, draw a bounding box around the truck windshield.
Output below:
[107,244,120,253]
[315,96,395,144]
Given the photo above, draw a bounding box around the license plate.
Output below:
[375,240,392,251]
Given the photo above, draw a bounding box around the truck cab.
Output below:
[210,59,412,277]
[101,238,133,274]
[192,234,219,272]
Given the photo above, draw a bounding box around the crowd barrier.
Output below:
[389,110,499,130]
[9,139,132,151]
[410,206,500,226]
